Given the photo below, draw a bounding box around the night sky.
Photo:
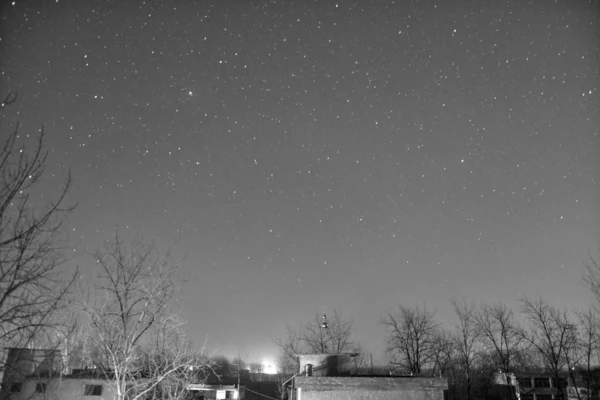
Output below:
[1,0,599,362]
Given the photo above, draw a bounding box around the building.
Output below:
[515,373,592,400]
[485,371,597,400]
[185,370,281,399]
[2,347,225,400]
[294,375,448,400]
[187,382,245,399]
[2,373,117,400]
[0,348,119,400]
[515,373,566,400]
[289,353,448,400]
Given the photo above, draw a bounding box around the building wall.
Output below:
[0,347,66,400]
[187,384,244,400]
[190,388,241,399]
[445,383,516,400]
[298,388,444,400]
[299,389,435,400]
[516,374,570,400]
[294,376,448,400]
[2,377,117,400]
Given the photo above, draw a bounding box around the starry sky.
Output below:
[1,0,599,362]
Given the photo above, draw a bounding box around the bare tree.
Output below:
[274,309,357,360]
[210,355,238,381]
[381,303,440,375]
[273,309,357,398]
[583,248,600,306]
[300,310,355,354]
[519,296,578,400]
[81,231,208,400]
[571,308,600,400]
[142,315,215,400]
[273,324,303,400]
[576,248,600,400]
[451,298,482,400]
[0,92,76,368]
[430,329,456,377]
[471,350,509,400]
[351,342,373,373]
[274,323,303,372]
[474,302,523,391]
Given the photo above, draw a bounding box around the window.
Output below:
[217,390,235,399]
[536,394,553,400]
[534,377,551,388]
[557,378,567,389]
[519,378,533,388]
[35,383,47,393]
[551,378,567,389]
[10,382,22,393]
[522,394,534,400]
[84,385,103,396]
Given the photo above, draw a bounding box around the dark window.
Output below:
[522,394,534,400]
[519,378,533,388]
[84,385,103,396]
[536,394,553,400]
[558,378,567,389]
[551,378,567,389]
[225,390,233,399]
[10,382,22,392]
[534,377,551,388]
[35,383,46,393]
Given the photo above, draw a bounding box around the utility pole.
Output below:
[237,351,242,399]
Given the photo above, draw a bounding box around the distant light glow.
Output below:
[262,359,277,374]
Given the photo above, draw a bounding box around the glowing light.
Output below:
[262,359,278,374]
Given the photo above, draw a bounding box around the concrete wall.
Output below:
[298,388,441,400]
[1,377,117,400]
[294,376,448,400]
